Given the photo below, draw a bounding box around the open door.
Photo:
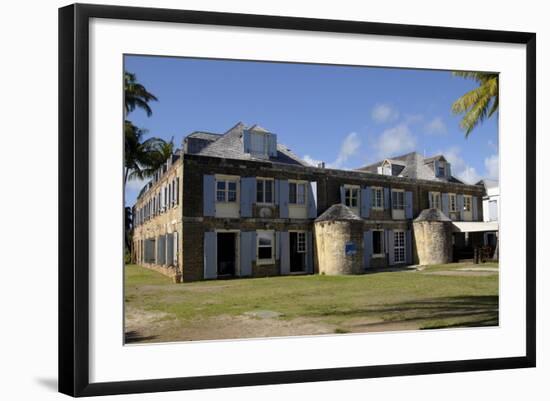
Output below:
[217,232,236,277]
[289,232,306,272]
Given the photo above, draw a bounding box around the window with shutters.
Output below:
[216,179,238,202]
[372,229,385,257]
[394,230,406,263]
[449,193,457,212]
[256,178,274,204]
[344,185,360,209]
[392,190,405,210]
[257,230,275,263]
[289,181,306,205]
[464,195,472,212]
[429,191,441,209]
[371,187,383,209]
[250,132,268,156]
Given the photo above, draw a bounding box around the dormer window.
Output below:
[244,127,277,158]
[377,161,392,176]
[437,165,445,177]
[250,131,268,155]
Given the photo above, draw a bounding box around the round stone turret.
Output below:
[412,208,453,265]
[314,204,364,275]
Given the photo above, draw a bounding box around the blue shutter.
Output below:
[240,177,255,217]
[447,163,452,178]
[434,160,440,177]
[361,186,371,218]
[203,175,215,217]
[472,196,479,221]
[457,194,464,220]
[340,186,345,204]
[279,180,289,218]
[203,231,217,279]
[405,191,413,219]
[307,182,317,218]
[280,231,290,274]
[274,179,279,205]
[305,232,314,273]
[240,231,255,277]
[384,187,390,210]
[406,230,412,264]
[442,193,449,216]
[268,134,278,157]
[243,129,251,153]
[387,230,395,265]
[363,230,372,269]
[275,232,281,259]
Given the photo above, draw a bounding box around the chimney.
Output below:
[317,162,326,168]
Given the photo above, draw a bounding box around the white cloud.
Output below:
[440,147,499,184]
[302,132,361,169]
[456,166,482,185]
[424,117,447,135]
[374,123,416,158]
[303,154,323,167]
[441,146,465,172]
[484,154,499,180]
[329,132,361,168]
[404,113,424,125]
[371,104,399,123]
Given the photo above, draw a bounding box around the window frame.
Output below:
[289,180,307,206]
[215,176,239,203]
[372,229,385,257]
[295,231,307,254]
[371,187,383,210]
[393,230,406,264]
[249,131,268,156]
[449,193,457,212]
[429,191,441,210]
[392,189,405,210]
[464,195,472,212]
[256,177,275,205]
[343,184,360,209]
[256,230,275,264]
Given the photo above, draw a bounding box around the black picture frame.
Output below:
[58,3,536,397]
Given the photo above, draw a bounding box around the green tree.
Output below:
[451,72,499,136]
[124,71,158,116]
[124,121,167,184]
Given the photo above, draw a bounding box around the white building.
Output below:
[477,179,499,248]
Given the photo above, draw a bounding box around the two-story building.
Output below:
[132,122,487,282]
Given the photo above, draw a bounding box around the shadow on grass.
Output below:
[308,295,499,329]
[125,330,158,344]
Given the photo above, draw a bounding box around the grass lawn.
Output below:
[124,262,498,343]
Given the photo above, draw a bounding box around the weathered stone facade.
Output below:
[413,209,453,265]
[131,124,487,282]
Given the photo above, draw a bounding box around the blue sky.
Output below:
[124,55,499,206]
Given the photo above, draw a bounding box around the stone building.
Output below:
[132,122,488,282]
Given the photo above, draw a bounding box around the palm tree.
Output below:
[451,72,499,136]
[124,71,158,117]
[124,121,168,184]
[125,206,133,253]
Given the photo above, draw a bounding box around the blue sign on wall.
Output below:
[345,241,357,256]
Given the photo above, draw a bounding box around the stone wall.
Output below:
[413,221,453,265]
[132,158,184,282]
[314,220,364,275]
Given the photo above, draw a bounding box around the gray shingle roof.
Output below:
[186,131,222,141]
[414,208,452,222]
[192,122,309,166]
[315,204,362,222]
[356,151,463,184]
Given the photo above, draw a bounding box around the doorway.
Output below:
[289,232,306,272]
[217,232,236,276]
